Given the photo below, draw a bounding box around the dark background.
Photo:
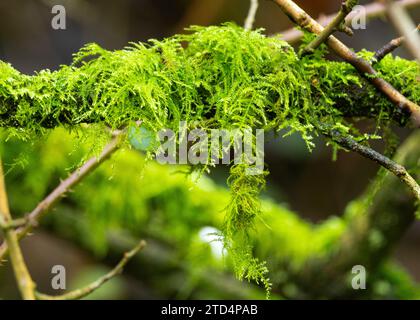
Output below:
[0,0,419,298]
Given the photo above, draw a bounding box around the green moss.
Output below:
[0,23,419,295]
[2,24,418,137]
[224,164,271,296]
[2,129,419,298]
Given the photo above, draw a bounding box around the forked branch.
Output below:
[302,0,358,55]
[271,0,420,126]
[379,0,420,61]
[0,127,145,300]
[277,0,420,43]
[0,132,125,262]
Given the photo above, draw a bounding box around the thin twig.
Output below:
[379,0,420,61]
[0,159,36,299]
[302,0,358,55]
[271,0,420,127]
[276,0,420,44]
[35,240,146,300]
[0,133,125,262]
[327,131,420,202]
[373,24,420,63]
[244,0,259,30]
[0,216,30,230]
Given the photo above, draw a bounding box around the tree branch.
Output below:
[244,0,259,31]
[271,0,420,127]
[277,0,420,44]
[0,216,30,230]
[294,131,420,298]
[373,24,420,63]
[0,133,125,262]
[379,0,420,61]
[38,131,420,299]
[35,240,146,300]
[326,131,420,202]
[302,0,358,55]
[0,159,36,299]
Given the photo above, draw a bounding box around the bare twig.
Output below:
[373,24,420,63]
[35,240,146,300]
[244,0,259,30]
[0,216,30,230]
[379,0,420,61]
[326,131,420,202]
[0,159,36,300]
[0,121,142,300]
[271,0,420,126]
[295,132,420,299]
[302,0,358,55]
[277,0,420,44]
[0,133,125,262]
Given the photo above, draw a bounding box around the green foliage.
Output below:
[224,164,271,296]
[0,23,419,295]
[2,129,419,299]
[0,24,307,137]
[1,24,418,138]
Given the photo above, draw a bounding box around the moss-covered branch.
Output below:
[0,24,419,298]
[0,25,419,137]
[1,129,419,298]
[271,0,420,126]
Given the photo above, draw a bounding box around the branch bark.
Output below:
[326,130,420,202]
[271,0,420,127]
[36,131,420,299]
[302,0,358,55]
[291,131,420,298]
[0,133,124,262]
[0,159,36,300]
[277,0,420,44]
[373,25,420,63]
[244,0,259,31]
[379,0,420,61]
